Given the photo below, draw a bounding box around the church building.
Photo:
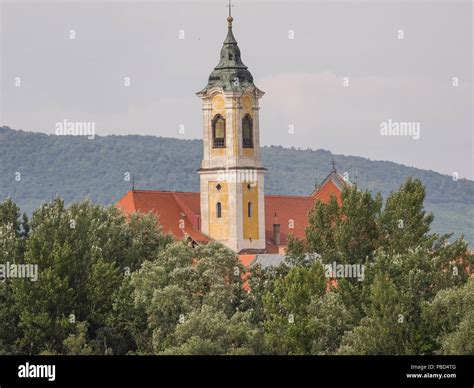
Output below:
[117,12,350,264]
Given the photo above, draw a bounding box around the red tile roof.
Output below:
[117,190,209,243]
[311,171,349,205]
[116,174,344,253]
[264,195,315,252]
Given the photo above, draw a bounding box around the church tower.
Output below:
[196,11,266,253]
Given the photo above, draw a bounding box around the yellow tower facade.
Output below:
[196,14,266,253]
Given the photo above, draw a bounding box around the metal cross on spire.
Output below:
[331,158,337,173]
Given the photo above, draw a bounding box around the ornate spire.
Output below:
[197,3,256,94]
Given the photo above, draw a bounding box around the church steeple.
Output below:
[198,9,259,94]
[196,7,266,253]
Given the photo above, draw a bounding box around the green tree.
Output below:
[63,321,94,355]
[11,199,170,354]
[286,177,472,355]
[439,312,474,355]
[338,274,406,355]
[0,197,22,235]
[307,291,353,354]
[262,262,326,354]
[302,186,382,265]
[336,187,382,264]
[379,177,434,254]
[161,306,259,355]
[130,241,248,354]
[104,277,151,355]
[339,245,472,355]
[423,279,474,355]
[0,198,31,354]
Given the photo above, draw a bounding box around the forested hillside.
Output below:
[0,126,472,244]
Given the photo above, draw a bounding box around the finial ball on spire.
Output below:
[226,0,233,26]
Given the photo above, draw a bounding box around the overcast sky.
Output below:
[1,0,472,179]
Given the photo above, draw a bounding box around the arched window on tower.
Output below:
[247,202,253,218]
[216,202,222,218]
[212,114,226,148]
[242,114,253,148]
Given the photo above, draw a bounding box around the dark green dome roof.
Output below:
[198,19,255,94]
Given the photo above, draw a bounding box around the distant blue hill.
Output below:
[1,126,472,245]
